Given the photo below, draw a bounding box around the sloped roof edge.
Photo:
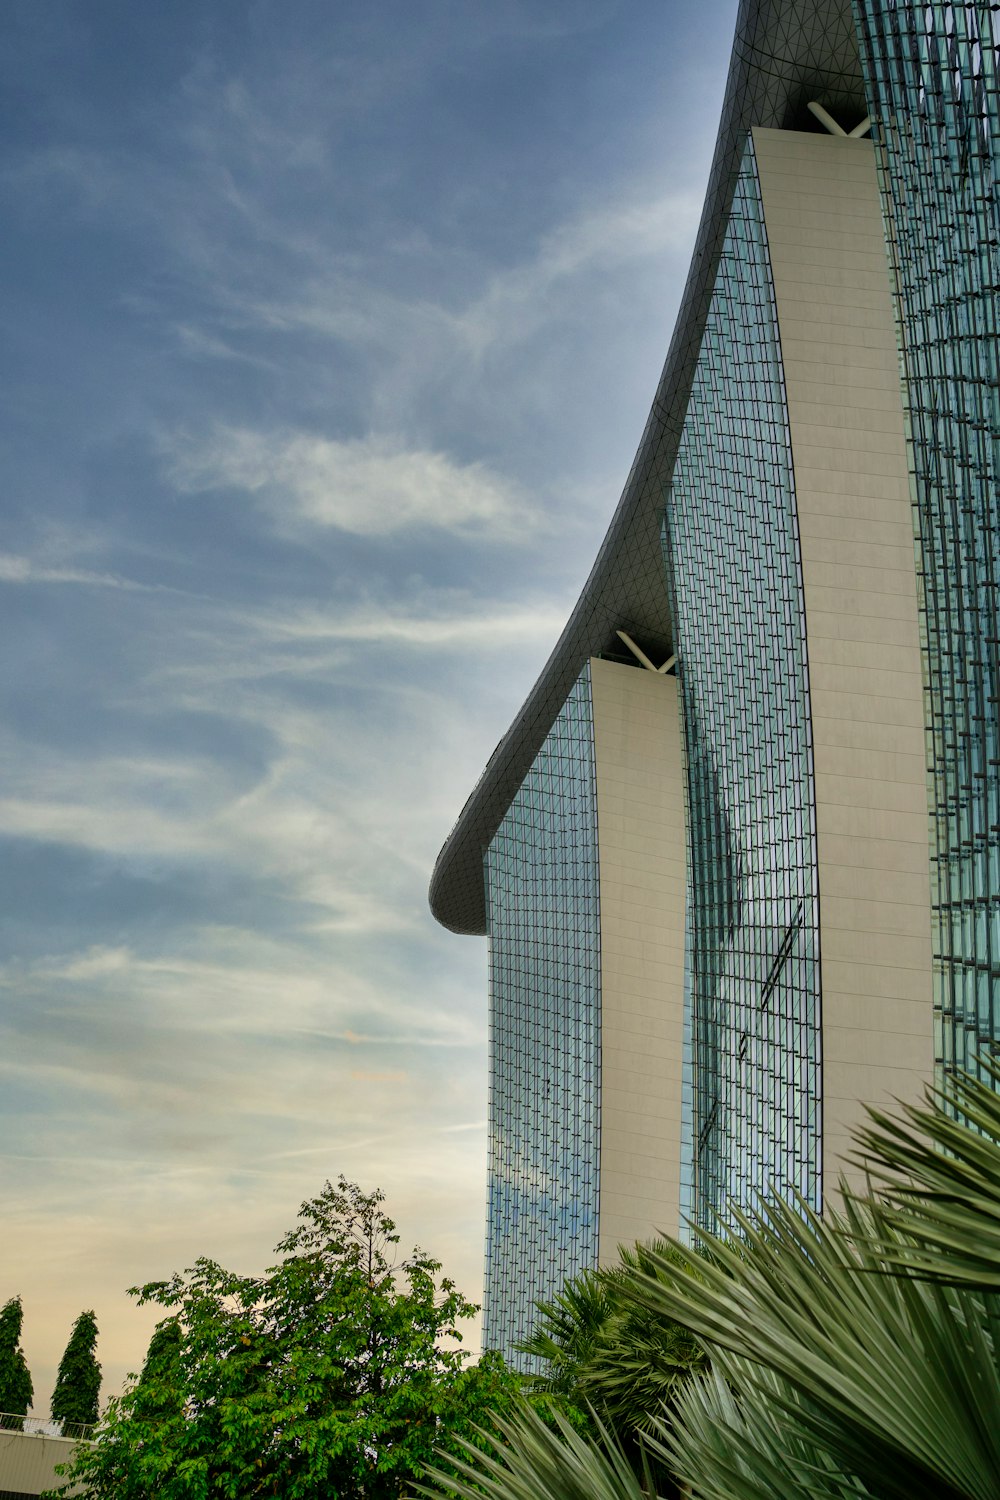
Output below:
[429,0,866,936]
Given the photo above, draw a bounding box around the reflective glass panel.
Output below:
[483,666,600,1366]
[856,0,1000,1081]
[662,137,822,1230]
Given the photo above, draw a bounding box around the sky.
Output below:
[0,0,735,1409]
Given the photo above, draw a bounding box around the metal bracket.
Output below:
[616,630,676,675]
[807,100,872,139]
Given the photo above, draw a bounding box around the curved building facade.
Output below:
[430,0,1000,1365]
[663,133,823,1229]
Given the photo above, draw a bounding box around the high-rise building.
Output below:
[429,0,1000,1366]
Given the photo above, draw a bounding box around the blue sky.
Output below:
[1,0,734,1406]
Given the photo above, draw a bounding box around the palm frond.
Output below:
[413,1403,651,1500]
[851,1063,1000,1288]
[518,1267,613,1388]
[630,1193,1000,1500]
[655,1358,868,1500]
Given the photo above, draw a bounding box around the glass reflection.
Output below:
[662,137,822,1229]
[483,667,600,1367]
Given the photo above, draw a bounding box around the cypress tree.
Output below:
[51,1310,101,1435]
[0,1296,33,1428]
[138,1319,181,1385]
[134,1318,183,1421]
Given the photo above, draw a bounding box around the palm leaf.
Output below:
[851,1064,1000,1288]
[653,1359,868,1500]
[518,1268,614,1389]
[630,1192,1000,1500]
[413,1403,651,1500]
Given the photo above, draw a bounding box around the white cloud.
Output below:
[2,937,481,1051]
[239,598,568,650]
[452,184,702,359]
[0,553,158,591]
[165,426,534,538]
[221,175,700,365]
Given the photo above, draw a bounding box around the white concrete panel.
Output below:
[0,1431,86,1496]
[754,127,934,1202]
[590,658,687,1261]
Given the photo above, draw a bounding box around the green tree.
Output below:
[137,1319,182,1391]
[51,1310,101,1435]
[128,1318,184,1429]
[56,1177,520,1499]
[0,1296,33,1429]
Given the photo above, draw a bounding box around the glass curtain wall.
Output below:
[856,1,1000,1080]
[483,666,600,1365]
[662,138,821,1230]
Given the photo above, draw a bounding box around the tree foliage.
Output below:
[55,1178,520,1499]
[138,1318,183,1393]
[51,1310,101,1435]
[0,1295,33,1427]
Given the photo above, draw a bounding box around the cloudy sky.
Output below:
[1,0,733,1408]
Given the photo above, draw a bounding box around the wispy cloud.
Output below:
[452,184,703,358]
[0,143,119,212]
[0,0,727,1417]
[1,937,482,1049]
[237,598,568,649]
[0,773,419,936]
[193,177,702,428]
[164,426,535,538]
[0,553,164,592]
[0,549,559,953]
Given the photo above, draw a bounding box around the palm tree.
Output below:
[635,1067,1000,1499]
[418,1064,1000,1500]
[518,1262,614,1402]
[519,1239,706,1494]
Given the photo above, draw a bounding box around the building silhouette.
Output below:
[429,0,1000,1365]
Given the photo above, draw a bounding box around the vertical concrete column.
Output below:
[753,127,933,1196]
[590,657,687,1258]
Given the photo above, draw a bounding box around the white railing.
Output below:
[0,1411,95,1442]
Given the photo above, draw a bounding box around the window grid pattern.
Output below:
[662,139,821,1231]
[856,2,1000,1081]
[483,666,600,1367]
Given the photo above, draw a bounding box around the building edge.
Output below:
[429,0,868,936]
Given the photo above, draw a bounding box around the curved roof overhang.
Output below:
[430,0,867,936]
